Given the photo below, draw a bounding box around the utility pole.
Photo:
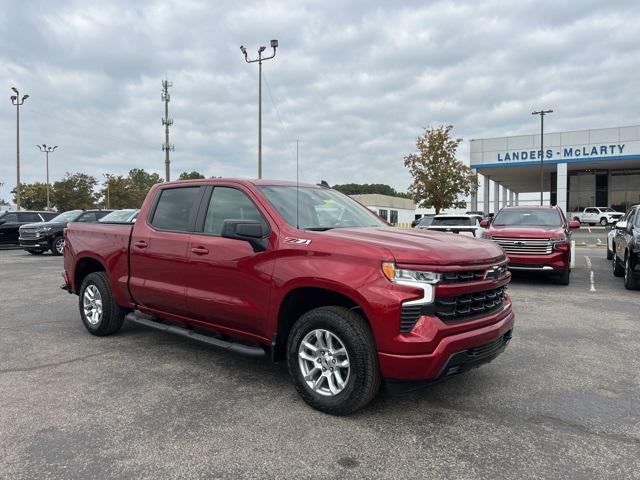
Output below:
[103,174,111,208]
[161,80,174,182]
[10,87,29,211]
[532,109,553,206]
[240,39,279,179]
[36,144,57,210]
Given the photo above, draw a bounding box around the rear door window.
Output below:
[77,212,98,223]
[18,212,41,222]
[151,187,202,232]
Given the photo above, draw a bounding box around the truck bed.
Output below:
[64,222,134,306]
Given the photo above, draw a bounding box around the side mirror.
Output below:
[221,219,268,252]
[568,220,580,229]
[480,219,490,228]
[616,220,627,230]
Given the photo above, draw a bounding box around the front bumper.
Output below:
[506,250,568,271]
[378,305,514,381]
[19,237,50,250]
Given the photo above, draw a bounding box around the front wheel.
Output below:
[287,306,380,415]
[556,266,570,285]
[600,218,608,226]
[606,246,613,260]
[50,236,65,256]
[613,250,625,277]
[79,272,126,336]
[624,255,640,290]
[26,249,44,255]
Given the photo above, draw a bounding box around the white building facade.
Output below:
[470,125,640,216]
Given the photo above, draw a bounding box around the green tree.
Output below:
[100,175,135,209]
[179,171,206,180]
[52,173,99,211]
[332,183,410,198]
[11,183,49,210]
[128,168,163,207]
[0,198,10,206]
[404,125,477,214]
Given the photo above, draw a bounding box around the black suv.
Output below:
[19,209,113,255]
[0,211,57,245]
[612,204,640,289]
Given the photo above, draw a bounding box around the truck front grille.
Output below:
[441,270,485,283]
[492,236,552,255]
[426,286,507,323]
[20,229,40,239]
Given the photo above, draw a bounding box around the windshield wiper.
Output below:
[304,227,334,231]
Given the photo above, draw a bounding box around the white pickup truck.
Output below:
[571,207,624,226]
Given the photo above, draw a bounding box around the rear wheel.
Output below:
[287,306,380,416]
[79,272,126,336]
[624,254,640,290]
[50,236,65,256]
[26,249,44,255]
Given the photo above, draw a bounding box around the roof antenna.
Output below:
[296,138,300,229]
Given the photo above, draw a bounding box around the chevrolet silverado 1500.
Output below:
[62,179,514,415]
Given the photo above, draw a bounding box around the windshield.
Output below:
[259,186,386,230]
[99,209,138,223]
[493,209,562,227]
[49,210,83,223]
[417,216,434,227]
[601,207,615,212]
[431,217,473,226]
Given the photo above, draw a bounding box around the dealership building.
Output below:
[469,124,640,216]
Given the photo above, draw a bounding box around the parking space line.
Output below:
[584,256,596,292]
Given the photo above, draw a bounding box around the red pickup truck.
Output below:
[482,206,580,284]
[62,178,514,414]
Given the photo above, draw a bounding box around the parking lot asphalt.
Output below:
[0,248,639,479]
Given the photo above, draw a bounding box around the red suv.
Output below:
[482,206,580,284]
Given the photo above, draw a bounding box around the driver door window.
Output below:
[203,187,266,235]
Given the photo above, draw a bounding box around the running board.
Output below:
[125,312,267,358]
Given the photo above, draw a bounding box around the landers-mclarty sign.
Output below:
[497,143,626,163]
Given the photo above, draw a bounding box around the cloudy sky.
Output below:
[2,0,640,203]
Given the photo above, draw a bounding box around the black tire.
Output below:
[556,266,570,285]
[26,249,44,255]
[287,306,380,416]
[50,235,65,256]
[599,218,608,226]
[606,247,613,260]
[78,272,126,336]
[613,248,625,277]
[624,254,640,290]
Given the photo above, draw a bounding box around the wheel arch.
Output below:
[273,286,371,362]
[74,256,106,293]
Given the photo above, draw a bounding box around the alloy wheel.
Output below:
[55,237,65,255]
[298,329,350,397]
[83,285,103,325]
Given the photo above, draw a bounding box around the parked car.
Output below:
[611,204,640,289]
[62,178,514,415]
[98,209,139,223]
[482,206,580,285]
[413,214,435,229]
[0,211,57,245]
[426,214,484,238]
[19,209,113,255]
[572,207,624,226]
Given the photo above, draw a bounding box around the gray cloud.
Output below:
[1,0,639,201]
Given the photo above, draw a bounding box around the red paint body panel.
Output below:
[64,178,515,382]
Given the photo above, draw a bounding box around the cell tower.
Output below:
[161,79,174,181]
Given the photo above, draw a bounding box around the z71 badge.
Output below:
[284,237,312,246]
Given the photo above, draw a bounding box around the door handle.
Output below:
[134,240,148,249]
[191,246,209,255]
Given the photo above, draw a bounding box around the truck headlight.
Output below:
[41,227,52,233]
[549,237,569,250]
[382,262,441,284]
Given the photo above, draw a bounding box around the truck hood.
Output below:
[321,227,505,266]
[487,225,565,238]
[20,221,66,229]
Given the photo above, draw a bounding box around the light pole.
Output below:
[532,109,553,206]
[36,144,57,210]
[103,174,111,209]
[240,39,278,179]
[10,87,29,211]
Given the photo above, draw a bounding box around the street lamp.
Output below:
[240,39,279,179]
[36,144,58,210]
[532,109,553,206]
[103,174,112,209]
[10,87,29,211]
